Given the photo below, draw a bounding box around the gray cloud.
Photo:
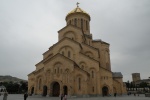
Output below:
[0,0,150,82]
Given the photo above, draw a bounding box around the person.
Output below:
[114,93,117,97]
[134,93,136,96]
[64,95,67,100]
[3,92,8,100]
[24,93,28,100]
[60,93,64,100]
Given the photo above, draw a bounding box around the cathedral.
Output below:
[28,5,127,97]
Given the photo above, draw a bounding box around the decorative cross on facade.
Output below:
[76,2,80,7]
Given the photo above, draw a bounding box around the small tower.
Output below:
[132,73,141,82]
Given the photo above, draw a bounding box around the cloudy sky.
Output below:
[0,0,150,82]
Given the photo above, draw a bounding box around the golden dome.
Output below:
[66,7,90,20]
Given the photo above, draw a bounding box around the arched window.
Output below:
[92,71,94,78]
[78,78,81,90]
[68,51,70,58]
[74,18,77,27]
[81,19,83,29]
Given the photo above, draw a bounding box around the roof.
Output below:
[66,6,90,20]
[112,72,123,78]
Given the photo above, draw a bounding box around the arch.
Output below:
[42,85,47,96]
[89,68,96,78]
[53,62,62,74]
[79,62,87,70]
[63,85,68,95]
[63,31,76,40]
[76,74,83,91]
[50,82,60,97]
[102,86,109,96]
[31,87,34,95]
[59,46,74,59]
[65,68,69,74]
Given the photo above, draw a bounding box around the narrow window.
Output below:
[39,79,41,90]
[68,51,70,58]
[57,67,59,73]
[81,19,83,29]
[69,20,71,24]
[74,18,77,26]
[55,69,56,73]
[93,87,94,92]
[86,21,88,30]
[79,78,81,90]
[92,71,94,78]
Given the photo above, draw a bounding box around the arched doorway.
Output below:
[52,82,60,97]
[42,85,47,96]
[63,86,68,95]
[102,86,109,96]
[31,87,34,95]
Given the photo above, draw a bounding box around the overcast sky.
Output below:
[0,0,150,82]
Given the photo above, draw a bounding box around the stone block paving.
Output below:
[0,94,149,100]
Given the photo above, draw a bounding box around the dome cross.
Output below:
[76,2,80,7]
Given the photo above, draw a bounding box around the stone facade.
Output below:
[28,6,127,97]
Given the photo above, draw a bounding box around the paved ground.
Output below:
[0,94,149,100]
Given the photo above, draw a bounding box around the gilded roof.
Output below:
[66,7,90,17]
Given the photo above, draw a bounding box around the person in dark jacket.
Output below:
[24,93,28,100]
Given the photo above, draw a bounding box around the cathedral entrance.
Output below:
[42,85,47,96]
[52,82,60,97]
[102,86,109,96]
[63,86,68,95]
[31,87,34,95]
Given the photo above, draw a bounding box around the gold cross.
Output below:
[76,2,80,7]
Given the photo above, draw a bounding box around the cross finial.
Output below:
[76,2,80,7]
